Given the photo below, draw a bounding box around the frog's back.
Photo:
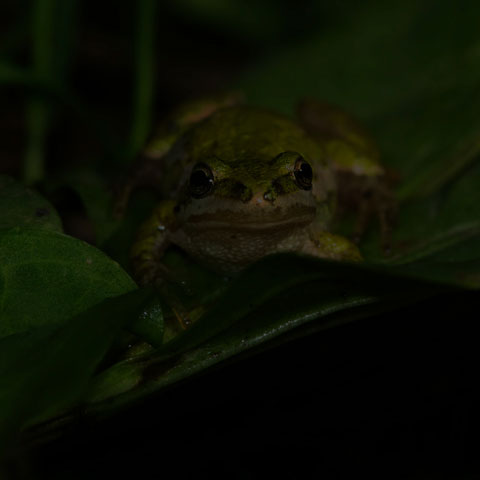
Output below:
[158,105,329,199]
[180,106,326,167]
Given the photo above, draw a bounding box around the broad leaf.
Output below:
[0,228,136,338]
[0,288,154,454]
[85,254,441,410]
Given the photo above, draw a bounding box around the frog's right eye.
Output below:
[189,163,214,198]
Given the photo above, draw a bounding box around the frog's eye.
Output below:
[189,163,214,198]
[294,156,313,190]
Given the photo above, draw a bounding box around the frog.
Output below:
[122,93,394,287]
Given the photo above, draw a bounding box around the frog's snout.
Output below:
[240,184,278,205]
[251,190,274,205]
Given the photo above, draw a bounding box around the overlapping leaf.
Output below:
[84,254,439,414]
[0,228,138,338]
[0,288,154,455]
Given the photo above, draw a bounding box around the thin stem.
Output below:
[1,63,121,162]
[128,0,156,160]
[23,0,79,185]
[24,0,56,185]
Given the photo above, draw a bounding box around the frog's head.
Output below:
[174,107,336,234]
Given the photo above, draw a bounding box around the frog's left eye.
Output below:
[189,163,214,198]
[294,156,313,190]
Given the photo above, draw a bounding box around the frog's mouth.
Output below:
[185,206,316,232]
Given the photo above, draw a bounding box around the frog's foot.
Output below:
[158,290,207,342]
[336,170,397,253]
[171,304,205,330]
[133,260,170,287]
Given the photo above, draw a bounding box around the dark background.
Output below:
[1,1,480,478]
[1,0,343,178]
[12,291,480,479]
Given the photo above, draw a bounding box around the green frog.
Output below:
[123,93,394,286]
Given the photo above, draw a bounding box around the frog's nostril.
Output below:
[232,182,252,202]
[263,191,274,202]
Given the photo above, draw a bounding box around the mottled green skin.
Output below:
[157,108,327,195]
[131,103,375,282]
[167,108,336,223]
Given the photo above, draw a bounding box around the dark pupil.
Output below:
[295,161,313,189]
[190,168,213,197]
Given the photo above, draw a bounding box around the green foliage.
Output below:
[85,255,436,412]
[0,175,62,232]
[0,226,137,339]
[0,288,154,453]
[129,0,157,159]
[0,0,479,453]
[0,182,160,452]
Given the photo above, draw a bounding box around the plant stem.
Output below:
[23,0,79,184]
[23,0,56,185]
[128,0,156,159]
[1,63,120,162]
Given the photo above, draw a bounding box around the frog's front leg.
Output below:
[301,223,363,262]
[130,201,206,331]
[130,200,177,286]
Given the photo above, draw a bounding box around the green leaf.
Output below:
[128,298,164,348]
[390,232,480,289]
[0,228,137,339]
[0,175,62,232]
[85,254,440,410]
[0,288,153,454]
